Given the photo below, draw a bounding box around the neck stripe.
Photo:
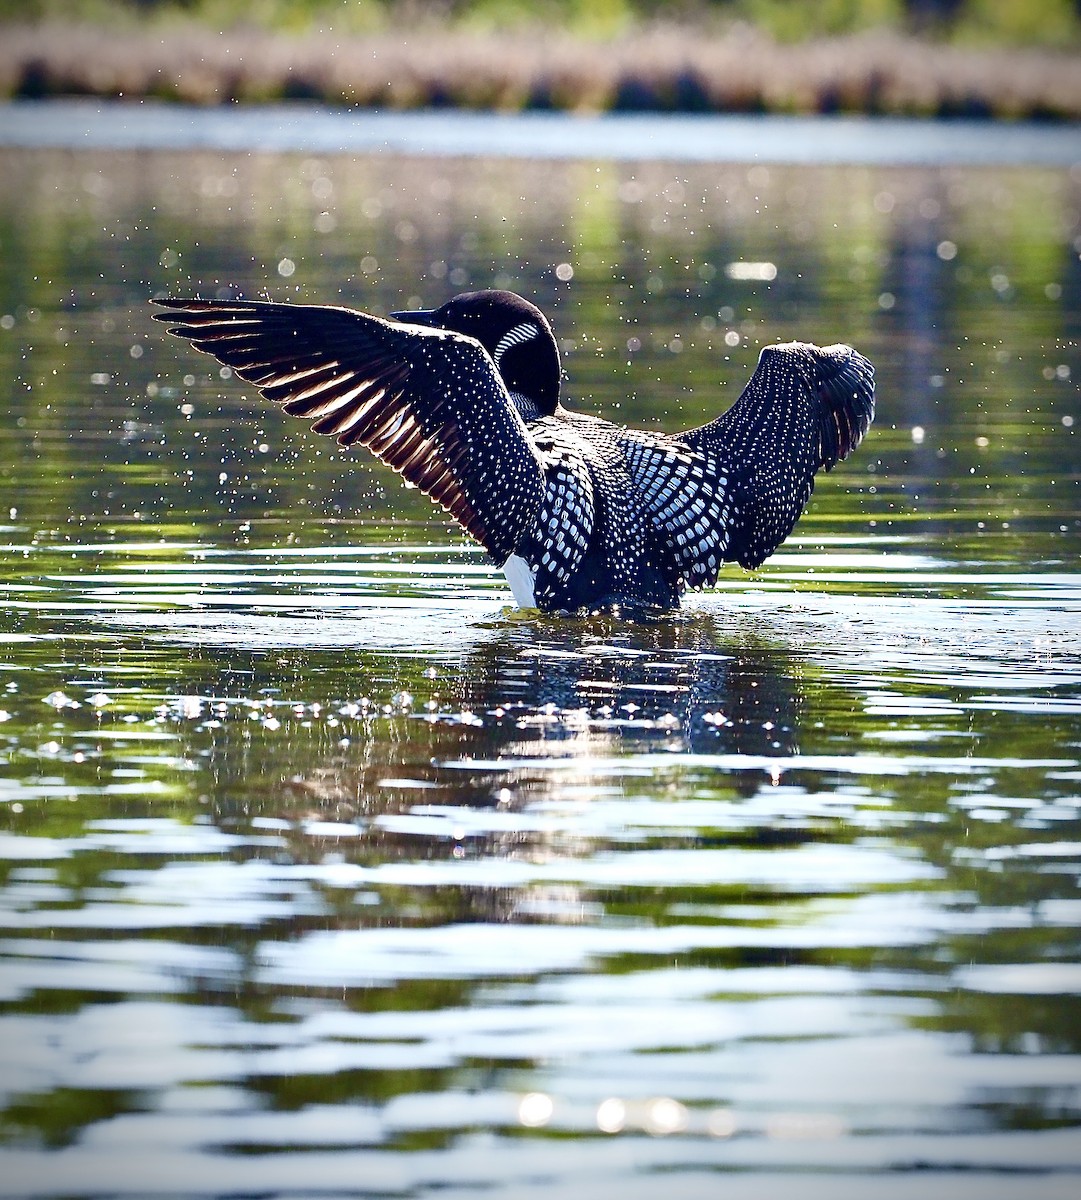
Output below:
[492,321,538,366]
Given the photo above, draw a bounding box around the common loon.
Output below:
[153,289,874,613]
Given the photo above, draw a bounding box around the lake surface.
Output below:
[4,101,1081,165]
[0,109,1079,1198]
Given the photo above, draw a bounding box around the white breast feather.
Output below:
[502,554,537,608]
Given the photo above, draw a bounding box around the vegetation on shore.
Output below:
[2,1,1080,117]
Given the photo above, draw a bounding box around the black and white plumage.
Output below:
[152,289,874,614]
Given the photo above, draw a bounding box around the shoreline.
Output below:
[2,22,1081,122]
[1,101,1079,167]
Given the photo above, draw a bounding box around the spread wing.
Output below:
[684,342,875,569]
[619,430,733,591]
[151,297,546,563]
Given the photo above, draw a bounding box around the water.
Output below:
[0,113,1080,1198]
[4,101,1081,165]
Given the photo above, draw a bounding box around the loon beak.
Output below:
[390,308,437,327]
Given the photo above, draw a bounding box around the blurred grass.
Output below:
[4,0,1081,45]
[1,0,1080,115]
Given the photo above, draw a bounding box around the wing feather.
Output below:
[685,341,875,569]
[152,297,545,562]
[618,431,733,590]
[517,424,596,611]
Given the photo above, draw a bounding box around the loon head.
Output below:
[392,290,561,417]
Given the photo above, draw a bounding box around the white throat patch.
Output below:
[492,321,539,368]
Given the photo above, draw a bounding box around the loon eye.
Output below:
[492,321,539,367]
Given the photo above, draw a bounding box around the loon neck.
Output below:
[508,390,546,422]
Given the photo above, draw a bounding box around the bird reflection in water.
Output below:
[196,611,807,919]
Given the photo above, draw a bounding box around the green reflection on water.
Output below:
[0,140,1079,1191]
